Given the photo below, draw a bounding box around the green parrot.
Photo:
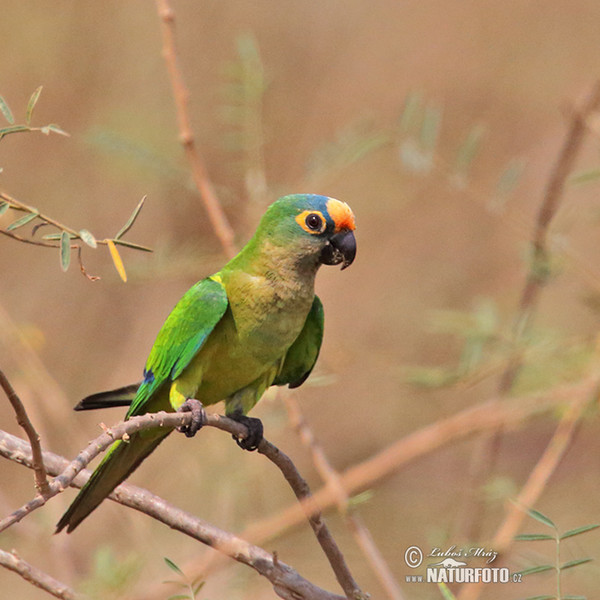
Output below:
[56,193,356,533]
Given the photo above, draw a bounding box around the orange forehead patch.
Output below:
[326,198,356,232]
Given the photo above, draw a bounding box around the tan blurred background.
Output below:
[2,1,600,599]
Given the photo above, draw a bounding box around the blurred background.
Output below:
[2,1,600,599]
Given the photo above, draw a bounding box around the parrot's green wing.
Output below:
[273,295,324,389]
[56,276,229,534]
[128,276,229,416]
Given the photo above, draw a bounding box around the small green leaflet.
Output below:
[163,557,185,577]
[0,95,14,124]
[0,202,9,216]
[115,195,146,240]
[517,564,555,576]
[515,533,555,542]
[60,231,71,271]
[6,212,38,231]
[26,86,43,125]
[561,557,593,570]
[560,523,600,540]
[525,508,556,529]
[79,229,97,248]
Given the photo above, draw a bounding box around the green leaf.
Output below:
[0,202,9,216]
[520,596,555,600]
[6,212,38,231]
[0,124,30,140]
[0,95,14,124]
[525,508,556,529]
[79,229,97,248]
[115,195,146,240]
[110,238,153,252]
[514,533,555,541]
[562,596,587,600]
[163,557,184,577]
[192,580,205,595]
[560,557,593,571]
[26,86,43,125]
[560,524,600,540]
[569,168,600,185]
[517,564,555,576]
[167,595,191,600]
[60,231,71,272]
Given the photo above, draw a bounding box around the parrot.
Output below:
[56,193,356,533]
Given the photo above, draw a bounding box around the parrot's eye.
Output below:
[305,213,324,232]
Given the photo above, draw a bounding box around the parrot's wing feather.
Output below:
[128,276,229,417]
[273,295,324,389]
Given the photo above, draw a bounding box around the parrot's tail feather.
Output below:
[56,429,170,533]
[74,383,141,411]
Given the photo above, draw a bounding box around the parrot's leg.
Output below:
[228,410,264,451]
[177,398,206,438]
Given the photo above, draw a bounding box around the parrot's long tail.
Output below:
[56,428,170,533]
[74,383,141,411]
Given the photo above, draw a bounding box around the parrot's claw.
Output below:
[229,413,263,451]
[177,398,206,438]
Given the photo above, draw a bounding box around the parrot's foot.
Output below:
[228,412,263,451]
[177,399,206,438]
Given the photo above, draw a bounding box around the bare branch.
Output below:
[0,429,345,600]
[0,368,49,495]
[0,549,78,600]
[154,0,237,258]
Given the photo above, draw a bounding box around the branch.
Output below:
[0,549,78,600]
[154,0,237,258]
[0,190,152,281]
[0,428,344,600]
[0,368,49,495]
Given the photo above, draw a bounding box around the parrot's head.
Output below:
[257,194,356,271]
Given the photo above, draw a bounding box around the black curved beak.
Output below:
[320,230,356,270]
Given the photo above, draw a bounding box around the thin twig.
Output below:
[0,548,78,600]
[154,0,237,258]
[258,435,366,600]
[0,429,344,600]
[285,395,405,600]
[458,81,600,540]
[0,368,49,496]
